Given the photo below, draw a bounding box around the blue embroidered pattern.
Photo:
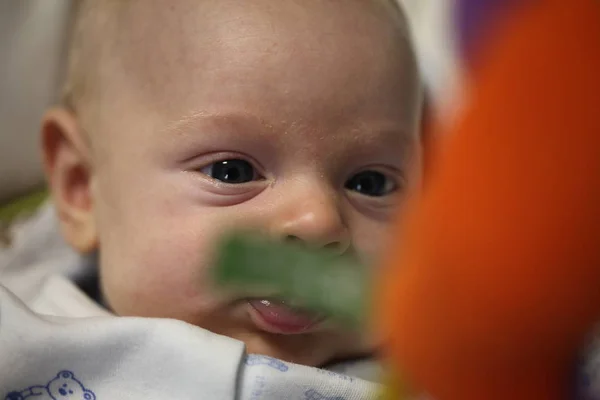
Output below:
[316,369,354,382]
[245,355,289,372]
[5,371,96,400]
[304,389,346,400]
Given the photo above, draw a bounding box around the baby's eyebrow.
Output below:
[352,125,415,145]
[162,110,275,137]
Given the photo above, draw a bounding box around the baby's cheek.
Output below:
[146,235,214,296]
[104,219,219,318]
[351,219,392,266]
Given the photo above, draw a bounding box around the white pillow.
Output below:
[0,0,72,202]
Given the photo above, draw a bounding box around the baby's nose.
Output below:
[273,197,351,255]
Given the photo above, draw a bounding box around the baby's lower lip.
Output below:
[246,298,324,334]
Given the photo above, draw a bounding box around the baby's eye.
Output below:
[200,159,260,184]
[345,170,397,197]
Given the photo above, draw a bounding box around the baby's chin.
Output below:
[235,328,372,367]
[185,301,372,367]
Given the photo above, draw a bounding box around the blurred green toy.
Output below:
[213,233,369,330]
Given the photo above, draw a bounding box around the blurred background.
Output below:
[0,0,72,203]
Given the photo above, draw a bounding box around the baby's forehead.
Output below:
[71,0,417,141]
[112,0,409,73]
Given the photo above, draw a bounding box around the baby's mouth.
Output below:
[246,298,325,335]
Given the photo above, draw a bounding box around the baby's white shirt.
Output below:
[0,276,382,400]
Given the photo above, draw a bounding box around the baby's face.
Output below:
[82,0,420,366]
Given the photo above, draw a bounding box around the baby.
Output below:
[40,0,421,370]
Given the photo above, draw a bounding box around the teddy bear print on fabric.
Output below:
[4,371,95,400]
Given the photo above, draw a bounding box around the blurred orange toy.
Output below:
[379,0,600,399]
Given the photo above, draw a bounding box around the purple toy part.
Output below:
[456,0,520,64]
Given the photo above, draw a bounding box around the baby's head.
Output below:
[42,0,421,366]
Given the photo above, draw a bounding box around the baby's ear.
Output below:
[41,107,97,253]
